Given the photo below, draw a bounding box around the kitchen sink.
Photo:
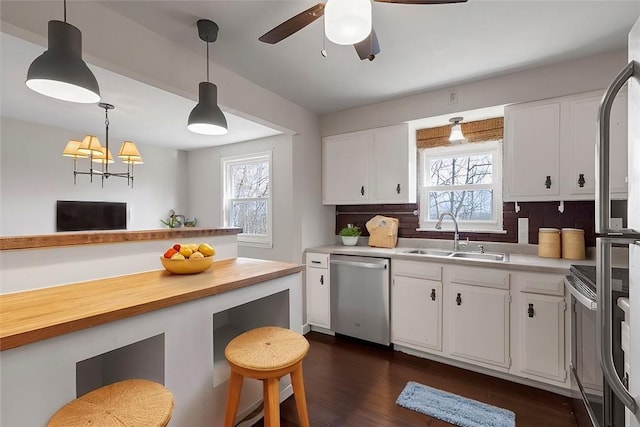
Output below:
[403,248,509,262]
[449,252,509,262]
[403,249,453,257]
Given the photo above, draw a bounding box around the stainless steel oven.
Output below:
[564,265,629,427]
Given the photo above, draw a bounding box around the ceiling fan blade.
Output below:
[374,0,467,4]
[259,3,325,44]
[354,28,380,61]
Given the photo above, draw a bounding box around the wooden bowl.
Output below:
[160,256,213,274]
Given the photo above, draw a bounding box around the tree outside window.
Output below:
[420,141,503,231]
[222,152,272,247]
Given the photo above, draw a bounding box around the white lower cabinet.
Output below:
[511,272,569,386]
[519,293,566,381]
[391,275,443,352]
[447,282,511,369]
[391,260,570,390]
[306,252,330,329]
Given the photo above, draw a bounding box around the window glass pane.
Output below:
[428,190,493,221]
[231,200,267,235]
[230,161,270,199]
[429,154,493,186]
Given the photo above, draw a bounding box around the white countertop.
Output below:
[306,242,593,274]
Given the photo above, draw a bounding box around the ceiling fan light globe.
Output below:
[325,0,372,45]
[25,21,100,104]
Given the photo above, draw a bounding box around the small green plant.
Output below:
[339,224,361,237]
[161,209,184,228]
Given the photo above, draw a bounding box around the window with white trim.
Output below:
[222,152,272,247]
[419,141,503,231]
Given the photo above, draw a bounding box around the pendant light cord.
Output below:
[63,0,67,22]
[206,38,210,83]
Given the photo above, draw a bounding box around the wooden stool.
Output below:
[224,326,310,427]
[47,379,174,427]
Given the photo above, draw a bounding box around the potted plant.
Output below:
[339,224,361,246]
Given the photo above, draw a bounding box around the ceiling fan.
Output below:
[259,0,468,61]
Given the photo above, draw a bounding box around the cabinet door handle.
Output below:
[456,293,462,306]
[430,288,436,301]
[396,184,401,194]
[320,275,324,285]
[528,303,534,318]
[545,175,552,189]
[361,185,365,196]
[578,173,586,188]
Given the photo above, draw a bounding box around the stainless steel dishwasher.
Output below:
[330,254,390,345]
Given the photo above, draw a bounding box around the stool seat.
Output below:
[224,326,310,427]
[47,379,174,427]
[225,326,309,372]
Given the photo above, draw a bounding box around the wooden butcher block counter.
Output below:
[0,257,303,351]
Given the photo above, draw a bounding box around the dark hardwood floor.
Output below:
[253,331,578,427]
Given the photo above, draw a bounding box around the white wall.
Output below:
[0,117,188,236]
[187,134,295,262]
[0,1,335,258]
[320,50,629,136]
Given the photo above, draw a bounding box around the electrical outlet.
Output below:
[448,90,458,105]
[518,218,529,244]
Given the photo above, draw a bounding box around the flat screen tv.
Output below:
[56,201,127,232]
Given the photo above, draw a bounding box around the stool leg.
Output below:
[224,370,244,427]
[290,366,310,427]
[263,378,280,427]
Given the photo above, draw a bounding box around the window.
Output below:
[222,152,272,247]
[419,141,503,231]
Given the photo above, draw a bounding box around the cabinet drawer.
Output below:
[519,273,564,296]
[306,252,329,268]
[447,266,509,290]
[392,260,441,281]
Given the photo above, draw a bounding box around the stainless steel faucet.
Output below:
[435,211,461,251]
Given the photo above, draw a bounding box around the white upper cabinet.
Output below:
[565,91,628,198]
[504,101,561,200]
[504,90,628,201]
[322,131,371,204]
[322,124,416,205]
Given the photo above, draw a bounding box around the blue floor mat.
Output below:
[396,381,516,427]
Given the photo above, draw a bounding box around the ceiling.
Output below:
[100,0,640,115]
[0,32,283,151]
[1,1,639,151]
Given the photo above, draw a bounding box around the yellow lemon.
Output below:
[179,247,193,258]
[170,252,186,260]
[198,243,215,257]
[189,251,204,259]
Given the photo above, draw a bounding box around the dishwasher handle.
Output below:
[330,259,388,270]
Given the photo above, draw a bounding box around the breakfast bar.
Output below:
[0,229,304,426]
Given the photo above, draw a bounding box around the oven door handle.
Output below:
[597,237,638,414]
[563,276,597,310]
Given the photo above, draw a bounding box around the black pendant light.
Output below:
[187,19,228,136]
[26,0,100,103]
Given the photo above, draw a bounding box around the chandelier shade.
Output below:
[26,19,100,104]
[62,140,88,159]
[324,0,372,45]
[77,135,103,155]
[91,147,114,165]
